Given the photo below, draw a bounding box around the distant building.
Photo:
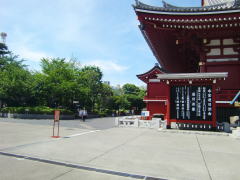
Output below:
[103,81,110,85]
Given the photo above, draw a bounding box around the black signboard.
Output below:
[170,86,212,121]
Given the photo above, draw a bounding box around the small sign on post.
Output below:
[52,110,60,138]
[141,111,150,120]
[141,111,150,117]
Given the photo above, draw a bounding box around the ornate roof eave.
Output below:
[135,8,240,16]
[137,64,168,83]
[137,65,167,77]
[162,1,178,8]
[163,0,239,9]
[133,0,240,15]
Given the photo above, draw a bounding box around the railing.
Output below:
[116,116,233,133]
[115,116,166,129]
[216,90,239,102]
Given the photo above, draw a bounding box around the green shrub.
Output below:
[0,106,73,115]
[98,112,107,117]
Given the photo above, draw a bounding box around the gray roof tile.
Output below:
[133,0,240,13]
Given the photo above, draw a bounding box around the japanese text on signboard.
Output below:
[170,86,212,121]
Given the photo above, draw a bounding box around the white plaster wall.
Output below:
[223,38,239,45]
[223,48,238,55]
[207,48,221,56]
[206,39,220,46]
[207,58,238,62]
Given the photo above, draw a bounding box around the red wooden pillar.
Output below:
[212,83,217,130]
[201,0,204,6]
[146,82,149,112]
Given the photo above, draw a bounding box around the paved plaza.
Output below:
[0,117,240,180]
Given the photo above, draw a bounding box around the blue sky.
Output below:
[1,0,200,86]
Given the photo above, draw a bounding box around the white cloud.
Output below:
[14,46,51,62]
[6,28,52,62]
[83,60,129,73]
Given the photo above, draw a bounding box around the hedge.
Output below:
[0,106,73,115]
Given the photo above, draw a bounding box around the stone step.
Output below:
[230,127,240,139]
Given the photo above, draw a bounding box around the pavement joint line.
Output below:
[0,151,155,179]
[158,129,229,136]
[195,135,213,180]
[50,169,73,180]
[84,130,149,164]
[144,178,168,180]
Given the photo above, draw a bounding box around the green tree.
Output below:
[122,83,140,95]
[110,95,130,111]
[40,58,84,108]
[122,83,146,112]
[0,42,10,57]
[37,58,104,111]
[79,66,103,111]
[0,55,33,107]
[30,73,48,106]
[0,52,145,116]
[97,83,113,112]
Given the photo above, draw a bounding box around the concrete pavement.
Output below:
[0,117,116,130]
[0,155,135,180]
[0,118,240,180]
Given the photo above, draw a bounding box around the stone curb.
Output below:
[158,129,229,136]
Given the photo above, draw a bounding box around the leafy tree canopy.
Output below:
[0,52,146,114]
[0,42,10,56]
[122,83,141,95]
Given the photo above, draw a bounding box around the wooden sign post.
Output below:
[52,110,60,138]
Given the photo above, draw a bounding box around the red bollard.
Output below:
[52,110,60,138]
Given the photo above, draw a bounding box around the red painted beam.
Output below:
[170,119,214,125]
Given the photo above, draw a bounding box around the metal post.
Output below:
[53,121,55,136]
[57,121,60,137]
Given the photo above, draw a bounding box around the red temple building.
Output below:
[134,0,240,130]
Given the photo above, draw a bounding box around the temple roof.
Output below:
[133,1,240,75]
[137,64,167,83]
[133,0,240,14]
[204,0,236,6]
